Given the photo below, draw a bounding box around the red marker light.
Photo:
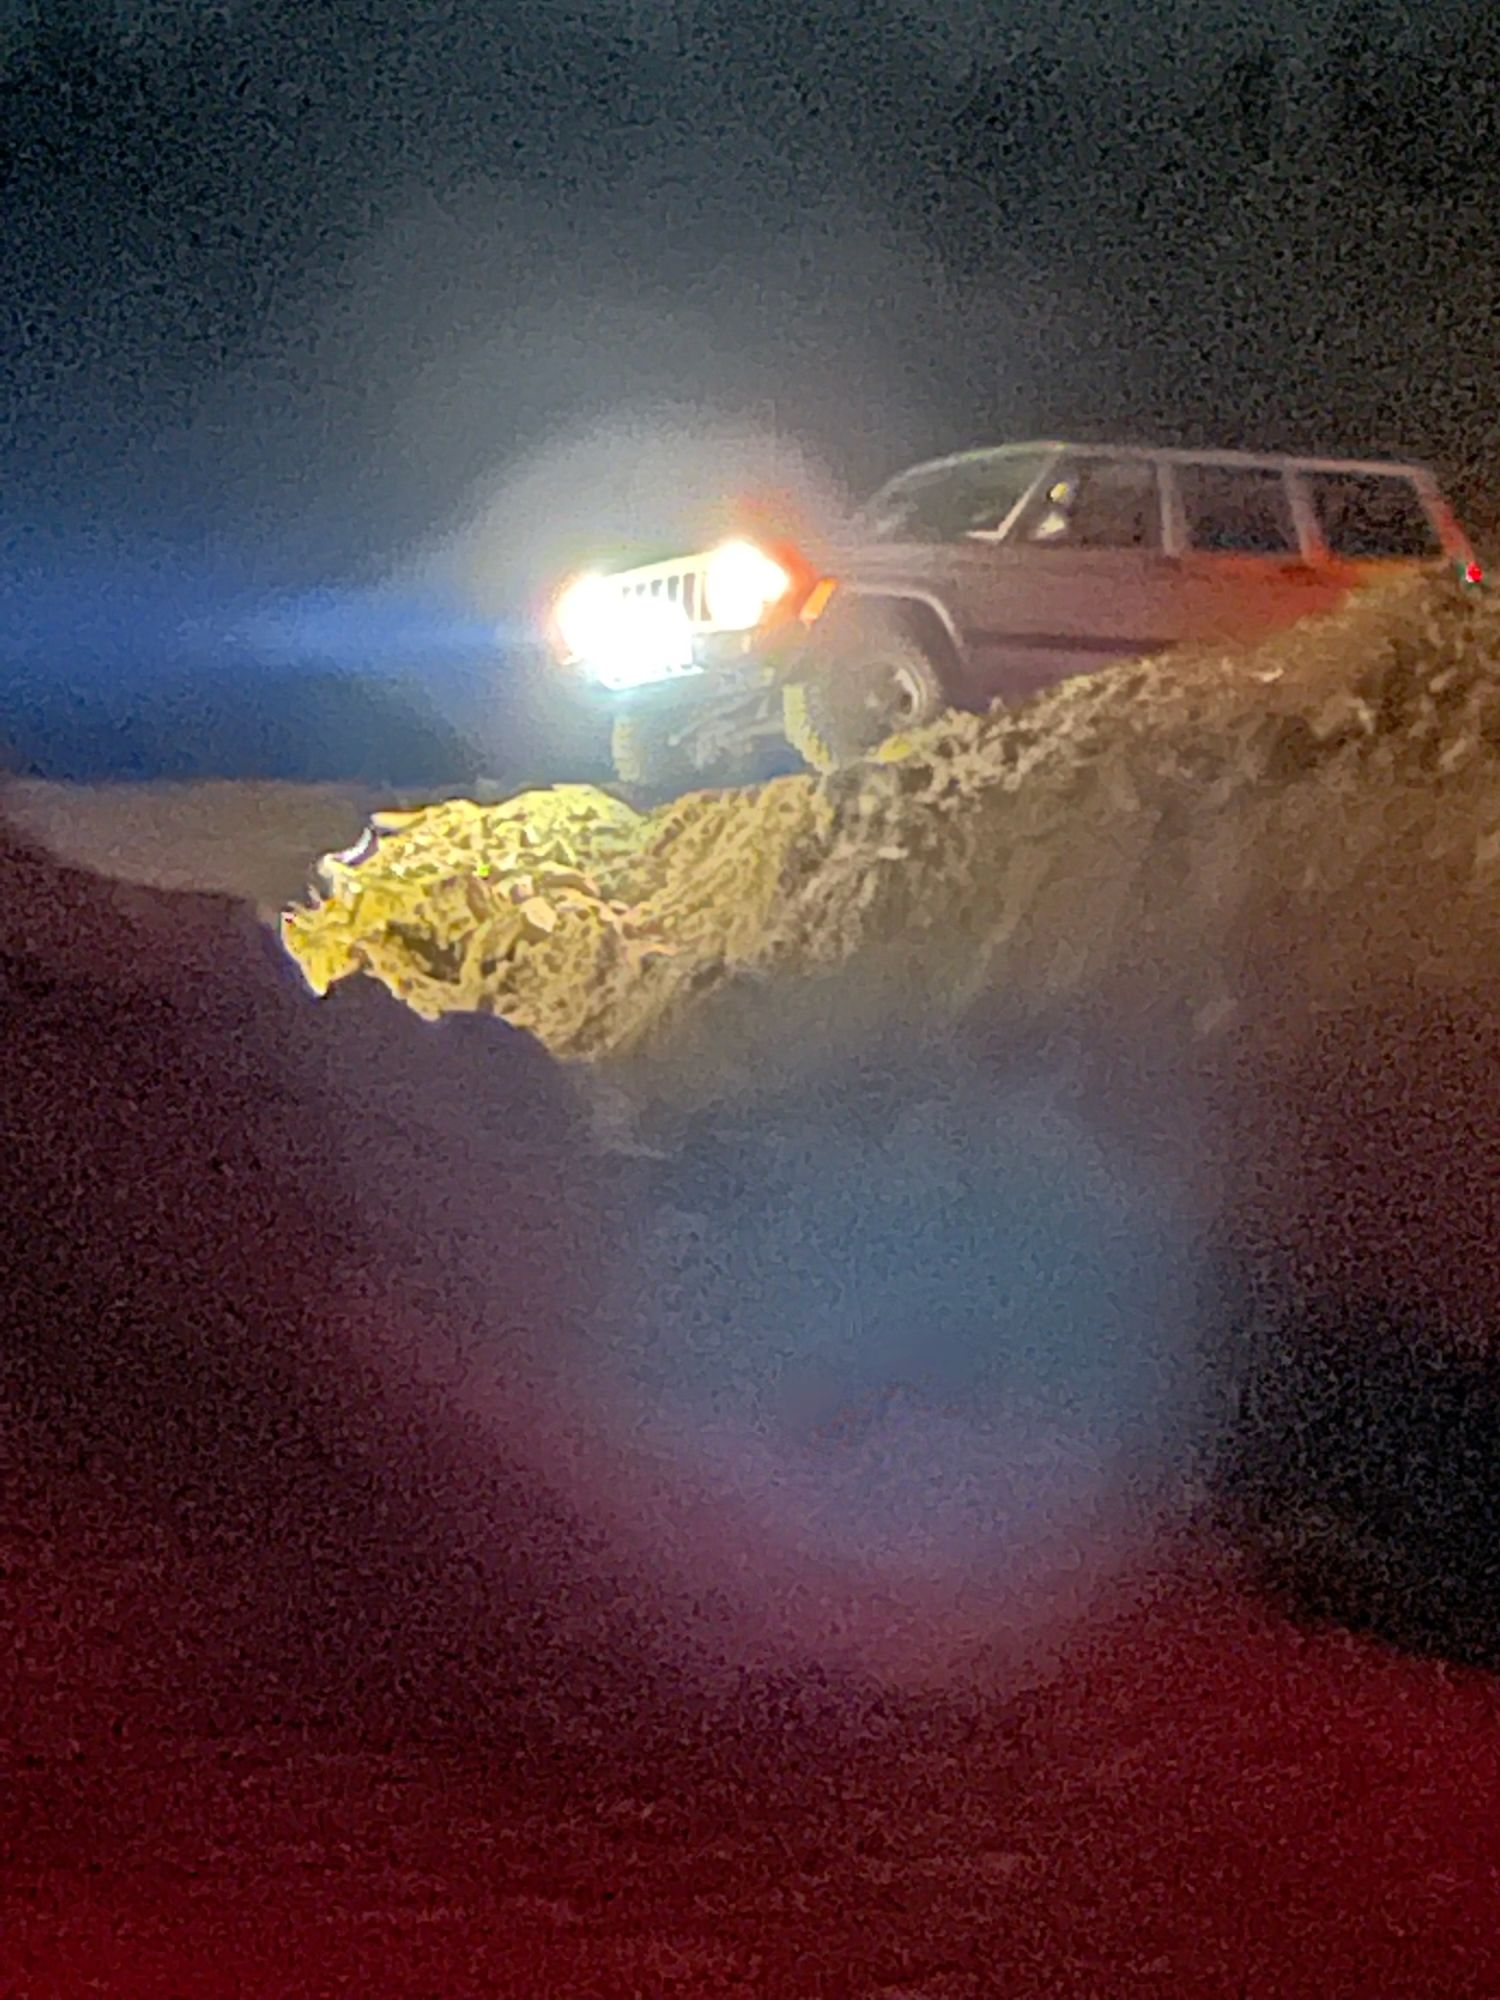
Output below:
[1465,559,1484,585]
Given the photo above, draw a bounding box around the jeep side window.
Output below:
[861,454,1049,543]
[1018,457,1162,551]
[1304,470,1442,559]
[1177,463,1298,555]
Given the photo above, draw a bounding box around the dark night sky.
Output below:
[4,0,1500,652]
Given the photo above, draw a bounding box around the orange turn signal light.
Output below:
[798,577,839,626]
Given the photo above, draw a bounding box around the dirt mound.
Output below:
[279,776,828,1055]
[0,811,665,1746]
[281,573,1500,1100]
[0,810,1179,1698]
[273,573,1500,1663]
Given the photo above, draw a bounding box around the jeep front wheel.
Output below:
[610,711,703,795]
[782,617,946,773]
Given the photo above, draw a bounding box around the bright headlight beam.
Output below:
[553,572,617,661]
[590,596,696,689]
[704,539,791,631]
[554,572,697,688]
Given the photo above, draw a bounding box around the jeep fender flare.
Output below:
[801,584,968,698]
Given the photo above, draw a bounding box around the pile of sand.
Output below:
[280,572,1500,1100]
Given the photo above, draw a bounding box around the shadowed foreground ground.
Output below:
[3,811,1500,1997]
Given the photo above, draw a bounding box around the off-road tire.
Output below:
[782,616,946,773]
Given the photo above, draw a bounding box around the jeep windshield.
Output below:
[859,451,1051,544]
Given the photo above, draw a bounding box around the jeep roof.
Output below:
[881,440,1446,477]
[861,441,1471,562]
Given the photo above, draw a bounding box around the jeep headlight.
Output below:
[553,573,616,662]
[704,539,791,631]
[553,571,697,690]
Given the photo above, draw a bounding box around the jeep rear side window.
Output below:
[1305,470,1442,559]
[863,454,1048,543]
[1177,463,1298,555]
[1018,458,1162,551]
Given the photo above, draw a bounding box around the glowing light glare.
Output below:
[704,539,791,631]
[553,572,617,661]
[555,573,697,689]
[589,595,697,689]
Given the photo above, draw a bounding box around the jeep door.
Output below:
[951,452,1192,704]
[844,451,1056,681]
[1159,458,1356,648]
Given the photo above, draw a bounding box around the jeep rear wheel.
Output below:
[783,617,946,773]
